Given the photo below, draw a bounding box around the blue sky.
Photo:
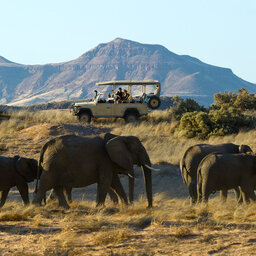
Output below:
[1,0,255,83]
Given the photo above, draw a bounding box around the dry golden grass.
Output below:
[0,109,256,255]
[1,196,256,255]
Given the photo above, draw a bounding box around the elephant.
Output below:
[197,152,256,203]
[180,143,252,204]
[33,133,158,208]
[46,133,136,205]
[0,155,38,207]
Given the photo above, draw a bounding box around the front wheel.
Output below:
[78,112,91,123]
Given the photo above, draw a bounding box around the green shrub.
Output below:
[179,107,254,139]
[213,88,256,111]
[170,96,204,120]
[179,111,211,139]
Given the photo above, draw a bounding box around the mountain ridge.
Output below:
[0,38,255,106]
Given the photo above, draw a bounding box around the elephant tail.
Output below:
[34,138,55,194]
[180,156,188,185]
[197,164,203,202]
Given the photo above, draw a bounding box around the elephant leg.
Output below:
[248,191,256,201]
[243,188,256,202]
[241,191,250,204]
[202,189,210,204]
[220,189,227,202]
[108,189,119,204]
[47,189,57,202]
[96,185,108,207]
[96,173,112,206]
[241,182,256,203]
[0,189,10,208]
[248,190,256,202]
[189,180,197,204]
[197,183,202,203]
[234,187,243,204]
[128,170,134,203]
[197,191,202,203]
[16,179,29,205]
[32,173,54,206]
[111,173,128,205]
[54,187,70,209]
[64,187,72,203]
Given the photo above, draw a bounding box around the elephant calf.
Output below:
[0,155,38,207]
[197,152,256,203]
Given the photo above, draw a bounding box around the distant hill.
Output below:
[0,38,255,106]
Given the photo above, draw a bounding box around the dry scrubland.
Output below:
[0,109,256,255]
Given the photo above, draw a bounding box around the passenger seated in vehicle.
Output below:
[106,93,114,103]
[122,89,130,102]
[115,88,123,103]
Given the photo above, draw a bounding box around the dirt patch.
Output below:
[0,122,111,158]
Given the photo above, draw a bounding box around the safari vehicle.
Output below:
[72,80,161,123]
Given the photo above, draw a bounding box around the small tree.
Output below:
[213,88,256,111]
[234,88,256,110]
[179,106,254,139]
[179,111,211,139]
[213,91,236,108]
[171,96,203,120]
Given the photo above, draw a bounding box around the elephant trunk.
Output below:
[128,169,134,203]
[141,164,152,208]
[138,146,158,207]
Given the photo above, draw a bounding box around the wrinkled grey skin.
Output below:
[197,153,256,203]
[0,156,38,207]
[180,143,252,204]
[33,133,154,208]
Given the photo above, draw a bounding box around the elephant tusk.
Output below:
[128,173,134,178]
[144,164,160,172]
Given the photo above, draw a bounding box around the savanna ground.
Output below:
[0,109,256,255]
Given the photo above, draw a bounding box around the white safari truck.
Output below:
[72,80,161,123]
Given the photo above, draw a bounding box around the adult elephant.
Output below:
[46,133,136,204]
[0,155,38,207]
[180,143,252,204]
[197,152,256,203]
[33,133,158,208]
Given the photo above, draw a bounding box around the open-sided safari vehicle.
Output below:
[72,80,161,123]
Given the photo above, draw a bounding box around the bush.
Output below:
[179,111,211,139]
[170,96,204,120]
[179,106,255,139]
[213,88,256,111]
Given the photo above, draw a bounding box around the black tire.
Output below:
[78,112,91,123]
[148,95,161,109]
[124,112,139,123]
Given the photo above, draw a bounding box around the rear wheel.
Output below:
[78,112,91,123]
[148,95,161,109]
[124,112,139,123]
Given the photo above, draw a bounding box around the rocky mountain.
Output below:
[0,38,255,106]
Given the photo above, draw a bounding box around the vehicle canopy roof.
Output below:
[96,80,160,86]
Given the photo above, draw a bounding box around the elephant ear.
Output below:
[15,157,35,182]
[239,144,252,153]
[105,136,133,172]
